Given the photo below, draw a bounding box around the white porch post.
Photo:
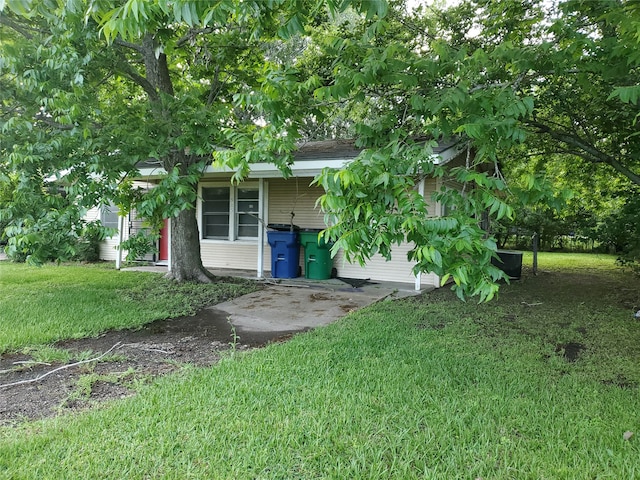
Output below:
[257,178,265,278]
[167,218,172,272]
[415,178,425,291]
[116,214,125,270]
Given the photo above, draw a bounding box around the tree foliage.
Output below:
[309,0,640,299]
[0,0,382,279]
[2,0,639,298]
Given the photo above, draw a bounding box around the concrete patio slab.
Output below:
[119,264,430,341]
[211,283,395,335]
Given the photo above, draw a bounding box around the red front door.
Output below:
[158,219,169,261]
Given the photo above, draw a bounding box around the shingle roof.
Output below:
[293,137,463,160]
[135,137,467,179]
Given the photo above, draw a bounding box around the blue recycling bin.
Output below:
[267,230,300,278]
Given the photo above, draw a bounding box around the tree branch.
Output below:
[114,38,146,54]
[142,34,173,96]
[526,119,640,185]
[114,52,159,101]
[207,65,223,106]
[0,342,122,390]
[34,114,75,131]
[176,27,216,47]
[0,15,45,39]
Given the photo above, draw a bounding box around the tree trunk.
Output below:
[166,205,216,283]
[137,35,215,283]
[161,155,215,283]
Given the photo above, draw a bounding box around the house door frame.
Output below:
[158,218,170,263]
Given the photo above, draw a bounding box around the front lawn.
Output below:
[0,262,257,354]
[1,254,639,478]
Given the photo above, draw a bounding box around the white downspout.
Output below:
[116,214,125,270]
[257,178,265,278]
[415,178,425,291]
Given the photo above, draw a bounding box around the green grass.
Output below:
[1,255,640,478]
[61,368,137,408]
[0,262,258,354]
[522,251,621,271]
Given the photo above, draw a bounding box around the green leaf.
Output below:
[609,85,640,105]
[181,2,195,27]
[5,0,32,15]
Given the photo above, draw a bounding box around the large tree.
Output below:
[446,0,640,186]
[0,0,384,279]
[304,0,640,299]
[4,0,638,299]
[0,8,124,263]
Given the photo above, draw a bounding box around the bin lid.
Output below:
[267,223,300,231]
[300,228,323,233]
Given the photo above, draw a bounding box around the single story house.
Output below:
[87,139,469,290]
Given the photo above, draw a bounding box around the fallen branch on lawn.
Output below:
[0,342,122,390]
[521,301,544,307]
[120,342,174,354]
[13,360,52,366]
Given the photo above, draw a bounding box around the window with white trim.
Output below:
[100,204,119,231]
[201,185,259,240]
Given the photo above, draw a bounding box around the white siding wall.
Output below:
[85,206,101,223]
[86,206,127,262]
[93,174,443,288]
[267,177,327,228]
[90,181,156,263]
[333,245,440,287]
[264,177,441,287]
[330,178,440,287]
[201,242,268,270]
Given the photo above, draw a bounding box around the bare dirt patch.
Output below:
[0,308,296,426]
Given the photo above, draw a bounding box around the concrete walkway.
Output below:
[123,265,429,340]
[213,282,396,335]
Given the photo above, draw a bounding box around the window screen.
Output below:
[101,204,119,230]
[236,188,259,238]
[202,187,230,239]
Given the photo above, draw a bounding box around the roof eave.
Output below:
[134,140,468,180]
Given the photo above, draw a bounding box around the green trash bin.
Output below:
[299,229,333,280]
